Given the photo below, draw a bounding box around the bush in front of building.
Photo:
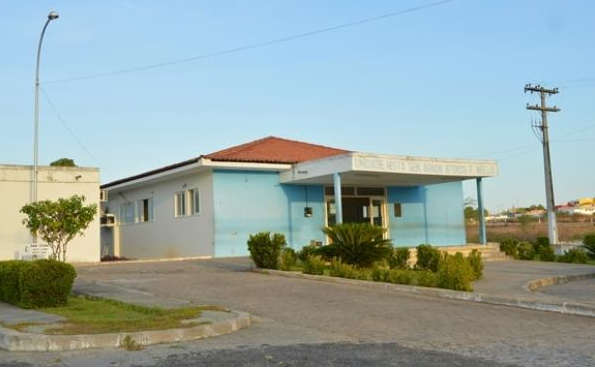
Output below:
[437,252,473,292]
[533,236,550,255]
[538,245,556,262]
[388,247,410,270]
[582,233,595,259]
[415,244,443,272]
[302,255,326,275]
[558,248,588,264]
[467,249,484,281]
[247,232,287,269]
[0,259,76,308]
[297,244,320,263]
[320,223,393,268]
[515,241,535,260]
[499,237,519,257]
[278,248,298,271]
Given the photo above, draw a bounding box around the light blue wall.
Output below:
[212,170,325,257]
[387,181,466,247]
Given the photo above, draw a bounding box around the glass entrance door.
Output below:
[326,197,387,228]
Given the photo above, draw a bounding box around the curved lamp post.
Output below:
[33,11,59,205]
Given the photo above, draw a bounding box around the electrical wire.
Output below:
[40,86,115,176]
[44,0,457,85]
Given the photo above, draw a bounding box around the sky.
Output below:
[1,0,594,213]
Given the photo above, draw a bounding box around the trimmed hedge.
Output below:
[437,252,473,291]
[279,248,297,271]
[302,255,326,275]
[0,260,76,309]
[247,232,286,269]
[388,247,410,270]
[415,244,442,272]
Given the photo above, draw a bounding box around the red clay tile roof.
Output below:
[102,136,350,188]
[203,136,351,164]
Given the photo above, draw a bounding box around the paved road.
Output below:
[2,258,595,366]
[540,278,595,306]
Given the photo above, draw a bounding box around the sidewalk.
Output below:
[475,261,595,303]
[0,302,64,325]
[0,281,251,351]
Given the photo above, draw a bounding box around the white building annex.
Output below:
[0,164,101,263]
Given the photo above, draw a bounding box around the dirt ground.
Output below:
[467,221,595,243]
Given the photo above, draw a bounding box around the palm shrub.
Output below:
[302,255,326,275]
[388,247,410,269]
[515,241,535,260]
[320,223,393,268]
[582,233,595,259]
[437,252,473,291]
[415,244,442,272]
[247,232,286,269]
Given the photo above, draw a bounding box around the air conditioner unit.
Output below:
[100,189,108,202]
[100,214,116,227]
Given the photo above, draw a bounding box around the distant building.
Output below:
[100,137,498,260]
[0,164,100,262]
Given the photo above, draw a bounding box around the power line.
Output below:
[44,0,457,85]
[40,86,114,176]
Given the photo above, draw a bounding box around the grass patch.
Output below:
[36,296,213,335]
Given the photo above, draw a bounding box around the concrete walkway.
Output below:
[476,260,595,304]
[0,302,65,325]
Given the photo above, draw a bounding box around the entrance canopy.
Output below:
[280,152,498,186]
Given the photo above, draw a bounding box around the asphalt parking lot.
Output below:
[1,258,595,366]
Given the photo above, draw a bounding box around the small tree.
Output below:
[21,195,97,262]
[50,158,76,167]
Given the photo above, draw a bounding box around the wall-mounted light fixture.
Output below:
[304,207,313,218]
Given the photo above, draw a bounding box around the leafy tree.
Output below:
[21,195,97,262]
[50,158,76,167]
[464,206,489,223]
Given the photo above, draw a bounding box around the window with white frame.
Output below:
[188,188,200,215]
[119,202,135,224]
[175,191,186,217]
[137,198,154,222]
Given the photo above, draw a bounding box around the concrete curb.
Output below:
[256,269,595,318]
[525,272,595,292]
[0,310,251,352]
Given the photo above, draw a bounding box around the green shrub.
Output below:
[302,255,326,275]
[467,249,484,281]
[499,237,519,257]
[515,241,536,260]
[297,245,319,263]
[247,232,286,269]
[388,247,410,270]
[384,269,438,287]
[0,260,76,308]
[558,248,588,264]
[371,267,389,282]
[329,259,359,279]
[321,223,393,268]
[437,253,473,292]
[538,245,556,262]
[533,236,550,254]
[582,233,595,259]
[279,248,297,271]
[415,244,442,272]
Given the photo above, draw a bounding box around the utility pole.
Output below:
[524,84,560,244]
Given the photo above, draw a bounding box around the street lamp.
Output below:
[33,11,59,206]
